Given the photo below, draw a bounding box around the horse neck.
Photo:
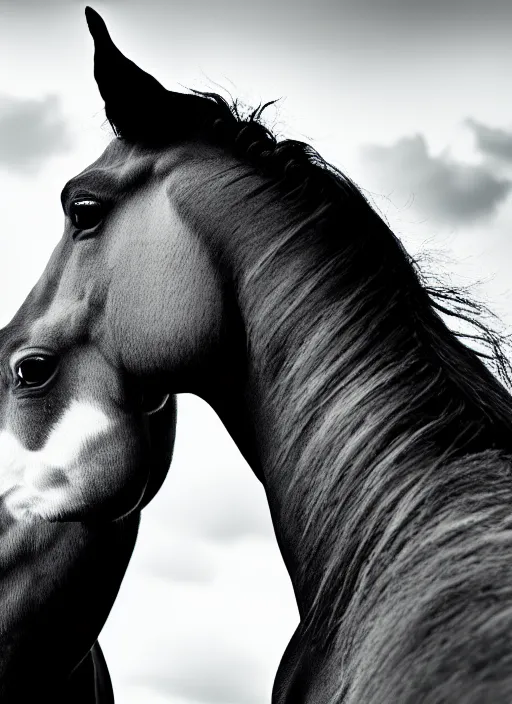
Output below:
[210,171,512,629]
[181,155,512,646]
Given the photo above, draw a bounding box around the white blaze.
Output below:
[37,400,111,467]
[0,400,112,519]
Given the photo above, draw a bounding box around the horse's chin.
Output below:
[2,447,150,523]
[1,393,176,524]
[4,478,147,524]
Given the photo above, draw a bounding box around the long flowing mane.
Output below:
[110,92,512,699]
[110,89,512,386]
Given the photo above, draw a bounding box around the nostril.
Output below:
[15,355,59,388]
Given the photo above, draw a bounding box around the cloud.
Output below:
[99,396,299,704]
[156,466,276,544]
[0,94,70,173]
[102,536,297,704]
[145,395,276,543]
[185,476,276,543]
[148,646,263,704]
[132,523,216,584]
[466,118,512,163]
[361,133,511,224]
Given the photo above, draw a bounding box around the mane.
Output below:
[109,90,512,388]
[111,93,512,693]
[174,91,512,408]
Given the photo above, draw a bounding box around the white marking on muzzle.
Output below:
[0,400,112,520]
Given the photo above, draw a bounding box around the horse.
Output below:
[3,5,512,701]
[0,331,177,699]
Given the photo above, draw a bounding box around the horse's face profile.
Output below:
[0,10,229,522]
[0,137,181,519]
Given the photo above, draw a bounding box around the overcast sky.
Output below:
[2,1,512,703]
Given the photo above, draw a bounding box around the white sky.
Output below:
[2,1,512,702]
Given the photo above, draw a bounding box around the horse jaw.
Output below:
[0,399,143,522]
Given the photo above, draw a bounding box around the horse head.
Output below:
[0,7,237,522]
[0,287,177,518]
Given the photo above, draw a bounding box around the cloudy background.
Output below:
[2,1,512,702]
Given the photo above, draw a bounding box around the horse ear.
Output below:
[85,6,169,139]
[85,7,219,142]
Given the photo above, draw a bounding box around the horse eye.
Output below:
[15,356,58,388]
[69,199,104,230]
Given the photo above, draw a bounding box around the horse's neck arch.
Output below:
[158,140,512,701]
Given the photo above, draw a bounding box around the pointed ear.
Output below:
[85,7,221,142]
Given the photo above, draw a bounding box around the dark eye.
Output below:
[15,356,59,388]
[69,198,104,230]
